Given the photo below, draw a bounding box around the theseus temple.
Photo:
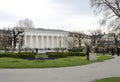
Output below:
[22,28,69,49]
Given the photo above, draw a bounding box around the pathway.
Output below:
[0,56,120,82]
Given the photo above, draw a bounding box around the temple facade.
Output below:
[21,28,69,49]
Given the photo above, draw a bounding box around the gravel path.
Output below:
[0,56,120,82]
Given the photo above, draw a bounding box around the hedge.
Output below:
[0,52,36,59]
[46,52,86,58]
[68,48,83,52]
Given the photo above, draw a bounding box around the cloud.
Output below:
[0,0,101,32]
[0,10,22,27]
[0,0,52,17]
[0,10,19,21]
[50,0,93,15]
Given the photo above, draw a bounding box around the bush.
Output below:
[68,48,83,52]
[46,52,67,58]
[14,52,36,59]
[0,52,13,57]
[66,52,85,56]
[46,52,86,58]
[0,52,36,59]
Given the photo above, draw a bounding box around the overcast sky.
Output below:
[0,0,103,33]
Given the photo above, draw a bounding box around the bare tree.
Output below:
[8,27,24,52]
[74,31,85,49]
[82,35,92,48]
[90,29,104,47]
[68,31,85,49]
[14,18,34,51]
[90,0,120,31]
[16,18,34,28]
[90,30,97,48]
[68,32,76,48]
[0,28,12,50]
[109,30,120,48]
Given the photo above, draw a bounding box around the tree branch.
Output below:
[103,0,120,18]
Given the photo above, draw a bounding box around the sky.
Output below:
[0,0,104,33]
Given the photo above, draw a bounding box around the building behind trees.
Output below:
[0,29,12,50]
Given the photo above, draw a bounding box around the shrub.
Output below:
[54,48,60,52]
[0,52,36,59]
[66,52,85,56]
[68,48,83,52]
[0,52,13,57]
[46,52,86,58]
[46,52,67,58]
[14,52,36,59]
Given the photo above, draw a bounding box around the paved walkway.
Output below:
[0,56,120,82]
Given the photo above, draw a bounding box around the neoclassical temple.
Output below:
[23,28,69,49]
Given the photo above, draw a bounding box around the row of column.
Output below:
[24,35,67,49]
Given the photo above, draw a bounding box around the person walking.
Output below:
[86,46,90,60]
[111,47,115,56]
[117,47,120,56]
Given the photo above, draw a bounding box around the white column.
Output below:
[65,36,68,48]
[36,35,38,48]
[30,35,32,48]
[63,37,65,48]
[61,36,64,48]
[47,36,49,48]
[24,35,26,48]
[38,36,41,48]
[41,36,44,49]
[57,36,59,48]
[52,36,54,49]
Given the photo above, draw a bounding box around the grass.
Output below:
[0,55,113,68]
[95,77,120,82]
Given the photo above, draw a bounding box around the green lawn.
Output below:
[0,56,113,68]
[95,77,120,82]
